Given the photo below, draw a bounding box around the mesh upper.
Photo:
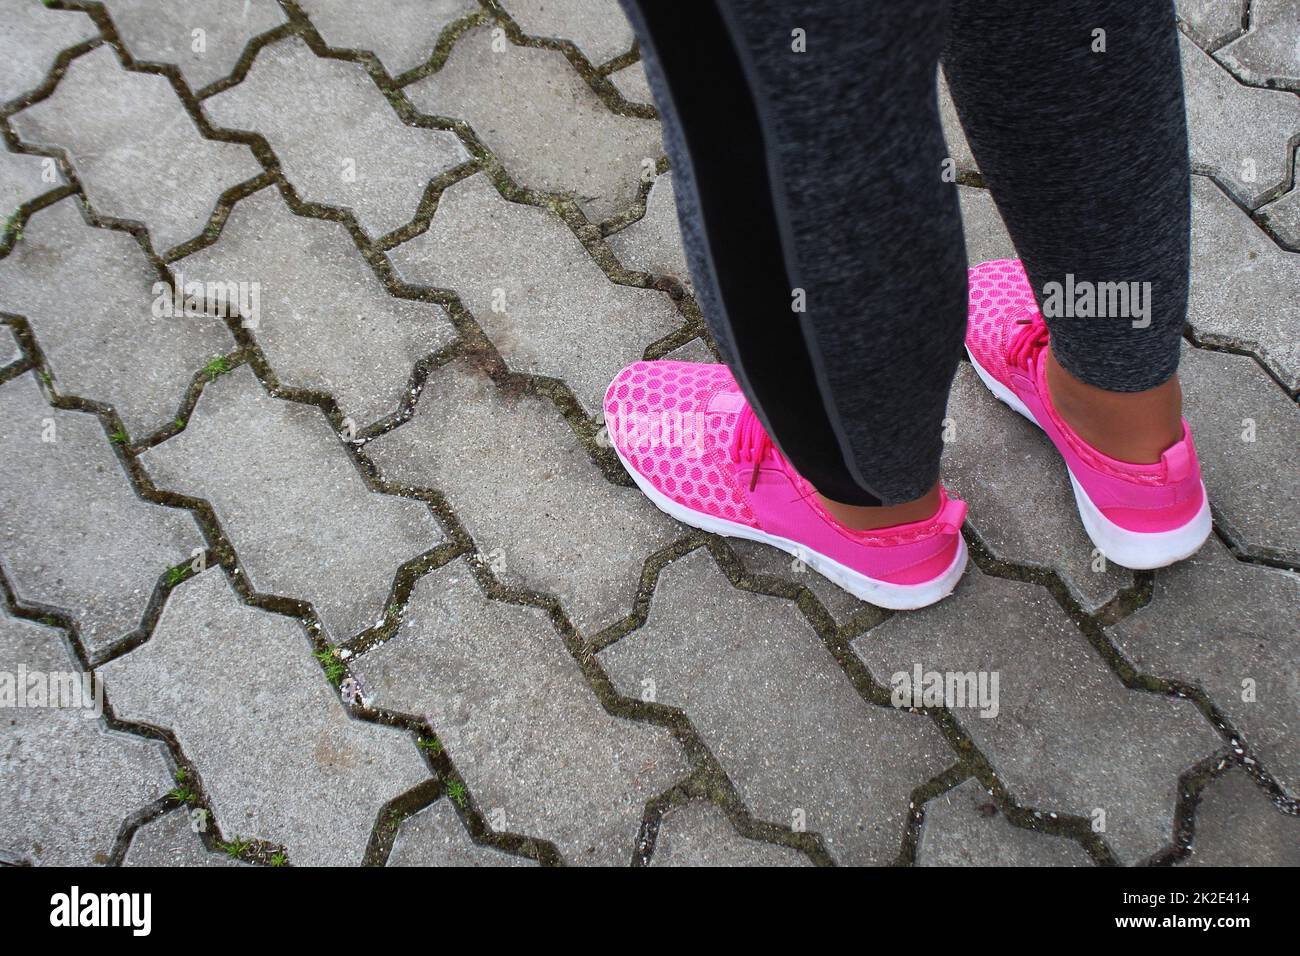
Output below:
[964,258,1038,387]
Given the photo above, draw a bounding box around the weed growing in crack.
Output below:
[313,647,346,686]
[417,735,443,755]
[4,214,21,241]
[164,565,191,588]
[202,356,232,379]
[168,783,199,805]
[270,852,287,867]
[446,779,467,807]
[218,835,251,858]
[109,428,129,445]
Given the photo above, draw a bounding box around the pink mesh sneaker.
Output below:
[603,361,968,609]
[965,259,1211,569]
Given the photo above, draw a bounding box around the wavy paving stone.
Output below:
[853,568,1220,864]
[99,0,288,93]
[1182,35,1300,208]
[0,609,172,866]
[139,364,444,640]
[1,324,21,367]
[1258,176,1300,248]
[10,46,262,254]
[388,173,679,413]
[0,0,98,106]
[1176,0,1248,50]
[100,569,430,866]
[178,186,454,427]
[609,59,652,107]
[351,560,688,866]
[727,537,880,629]
[606,171,691,288]
[0,198,234,436]
[297,0,478,76]
[0,147,60,223]
[1106,538,1300,799]
[917,779,1092,866]
[366,358,679,635]
[1217,0,1300,87]
[0,373,203,655]
[202,36,468,239]
[406,28,663,220]
[650,803,811,867]
[1179,768,1300,866]
[502,0,635,65]
[387,800,535,867]
[600,549,952,865]
[123,810,247,867]
[1189,176,1300,389]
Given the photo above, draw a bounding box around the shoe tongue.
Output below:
[705,388,747,416]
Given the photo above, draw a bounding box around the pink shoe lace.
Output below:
[1007,307,1050,371]
[729,405,778,491]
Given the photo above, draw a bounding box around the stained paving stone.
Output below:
[10,46,262,255]
[944,364,1134,613]
[0,147,61,223]
[296,0,478,77]
[608,59,653,107]
[139,364,444,641]
[177,186,454,427]
[1176,0,1248,51]
[1217,0,1300,87]
[1190,176,1300,389]
[99,0,288,93]
[1257,175,1300,248]
[387,800,536,867]
[606,171,691,288]
[0,197,234,437]
[0,372,203,656]
[1106,537,1300,799]
[649,802,812,867]
[123,809,248,867]
[0,608,172,866]
[502,0,635,66]
[853,567,1221,865]
[0,0,98,106]
[202,36,468,240]
[1180,768,1300,866]
[1179,342,1299,562]
[600,549,952,866]
[388,173,679,414]
[100,568,430,866]
[917,779,1093,867]
[1182,35,1300,208]
[351,559,688,866]
[366,357,680,635]
[406,27,663,221]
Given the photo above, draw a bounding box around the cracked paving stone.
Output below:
[1176,0,1248,51]
[1182,35,1300,208]
[100,568,430,866]
[1106,537,1300,799]
[387,800,535,867]
[1180,768,1300,866]
[1217,0,1300,87]
[202,36,468,240]
[123,810,248,867]
[502,0,635,65]
[388,173,679,414]
[606,171,690,289]
[139,364,444,640]
[99,0,288,93]
[0,0,98,106]
[351,559,688,866]
[944,364,1134,613]
[957,185,1016,265]
[10,46,263,255]
[366,357,680,635]
[917,779,1092,866]
[609,59,652,107]
[650,803,812,867]
[0,373,203,655]
[0,147,61,223]
[0,198,234,437]
[853,567,1221,865]
[599,549,952,866]
[177,186,454,427]
[0,609,172,866]
[1258,175,1300,248]
[406,28,663,221]
[1190,176,1300,389]
[1179,342,1299,561]
[297,0,479,77]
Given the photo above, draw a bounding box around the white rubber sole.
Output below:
[965,348,1211,570]
[612,442,967,610]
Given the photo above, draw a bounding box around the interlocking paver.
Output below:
[0,147,60,223]
[917,778,1092,866]
[99,0,288,93]
[853,568,1220,864]
[1179,768,1300,866]
[957,185,1016,264]
[1176,0,1248,51]
[387,800,535,866]
[100,568,430,866]
[123,810,247,867]
[202,36,468,239]
[1,324,21,367]
[405,27,663,221]
[366,357,680,635]
[297,0,478,77]
[0,197,234,436]
[1217,0,1300,87]
[0,608,172,866]
[1258,176,1300,248]
[727,537,879,629]
[178,186,454,427]
[649,803,812,867]
[606,171,690,288]
[938,72,978,177]
[139,364,444,641]
[0,0,98,106]
[1107,538,1300,799]
[600,549,952,865]
[608,59,652,107]
[351,560,688,866]
[10,46,262,255]
[0,372,203,655]
[502,0,635,66]
[388,173,679,413]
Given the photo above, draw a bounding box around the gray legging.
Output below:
[619,0,1191,506]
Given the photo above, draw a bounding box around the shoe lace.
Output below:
[1007,307,1050,371]
[729,404,776,492]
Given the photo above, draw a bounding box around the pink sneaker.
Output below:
[964,259,1211,569]
[603,361,968,609]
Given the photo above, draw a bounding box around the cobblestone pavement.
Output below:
[1,0,1297,867]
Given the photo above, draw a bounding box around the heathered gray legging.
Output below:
[620,0,1191,506]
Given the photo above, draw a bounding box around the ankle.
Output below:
[817,481,942,531]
